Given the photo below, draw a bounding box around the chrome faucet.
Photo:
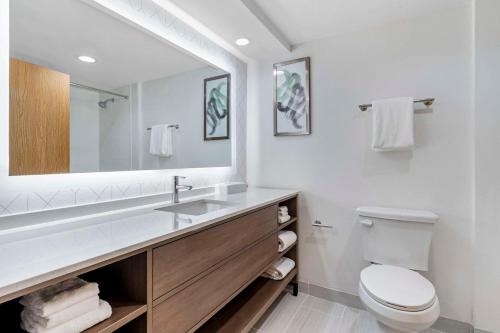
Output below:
[172,176,193,203]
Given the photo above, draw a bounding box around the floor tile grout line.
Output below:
[281,294,311,332]
[255,294,451,333]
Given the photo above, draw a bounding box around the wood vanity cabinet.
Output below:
[152,205,277,299]
[9,58,70,175]
[152,205,278,332]
[153,234,277,333]
[0,195,299,333]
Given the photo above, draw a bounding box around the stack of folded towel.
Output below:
[20,278,112,333]
[262,257,296,281]
[278,206,291,224]
[278,230,297,252]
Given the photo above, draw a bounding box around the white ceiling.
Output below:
[169,0,288,59]
[170,0,471,59]
[254,0,471,45]
[10,0,209,90]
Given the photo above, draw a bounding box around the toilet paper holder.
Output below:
[312,220,333,228]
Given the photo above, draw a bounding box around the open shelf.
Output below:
[278,217,297,230]
[197,268,298,333]
[0,299,146,333]
[278,242,296,259]
[80,252,148,333]
[84,300,147,333]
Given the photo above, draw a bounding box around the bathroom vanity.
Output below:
[0,188,299,333]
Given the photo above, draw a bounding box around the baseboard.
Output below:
[298,281,475,333]
[298,281,364,310]
[432,317,474,333]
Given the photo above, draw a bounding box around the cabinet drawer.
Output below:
[153,205,277,299]
[153,234,277,333]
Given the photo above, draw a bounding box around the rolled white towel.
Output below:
[278,230,297,252]
[279,214,291,224]
[21,300,112,333]
[21,295,99,329]
[262,258,295,280]
[278,206,288,213]
[20,278,99,317]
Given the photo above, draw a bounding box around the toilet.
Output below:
[356,206,440,333]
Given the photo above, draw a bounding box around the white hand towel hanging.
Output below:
[149,124,174,157]
[372,97,414,151]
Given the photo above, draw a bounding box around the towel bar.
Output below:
[359,98,435,112]
[147,125,180,130]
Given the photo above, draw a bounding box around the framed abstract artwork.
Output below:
[273,57,311,136]
[204,74,230,140]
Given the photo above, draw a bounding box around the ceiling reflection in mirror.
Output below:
[9,0,231,175]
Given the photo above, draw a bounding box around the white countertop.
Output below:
[0,187,298,300]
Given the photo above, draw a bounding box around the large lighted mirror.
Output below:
[9,0,231,175]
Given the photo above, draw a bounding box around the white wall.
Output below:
[70,87,100,173]
[99,88,132,171]
[139,66,231,169]
[474,1,500,331]
[248,4,474,323]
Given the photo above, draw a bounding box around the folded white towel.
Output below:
[21,300,112,333]
[279,206,288,212]
[278,230,297,252]
[21,296,99,329]
[372,97,414,151]
[262,257,295,280]
[149,124,174,157]
[279,214,291,224]
[20,278,99,317]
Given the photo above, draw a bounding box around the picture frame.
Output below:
[273,57,311,136]
[204,74,230,140]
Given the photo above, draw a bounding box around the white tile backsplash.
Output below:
[0,193,27,215]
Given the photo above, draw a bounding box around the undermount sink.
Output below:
[156,199,233,216]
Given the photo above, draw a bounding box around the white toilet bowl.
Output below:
[359,264,440,333]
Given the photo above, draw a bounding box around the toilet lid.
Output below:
[360,265,436,312]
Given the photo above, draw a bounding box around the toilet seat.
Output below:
[360,264,436,312]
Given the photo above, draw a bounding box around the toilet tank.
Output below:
[357,206,438,271]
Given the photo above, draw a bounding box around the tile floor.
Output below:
[253,292,443,333]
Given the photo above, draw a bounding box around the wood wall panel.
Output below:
[9,58,70,175]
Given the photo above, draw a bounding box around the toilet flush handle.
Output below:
[360,219,374,227]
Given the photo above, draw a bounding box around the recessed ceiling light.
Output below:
[78,55,96,63]
[235,38,250,46]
